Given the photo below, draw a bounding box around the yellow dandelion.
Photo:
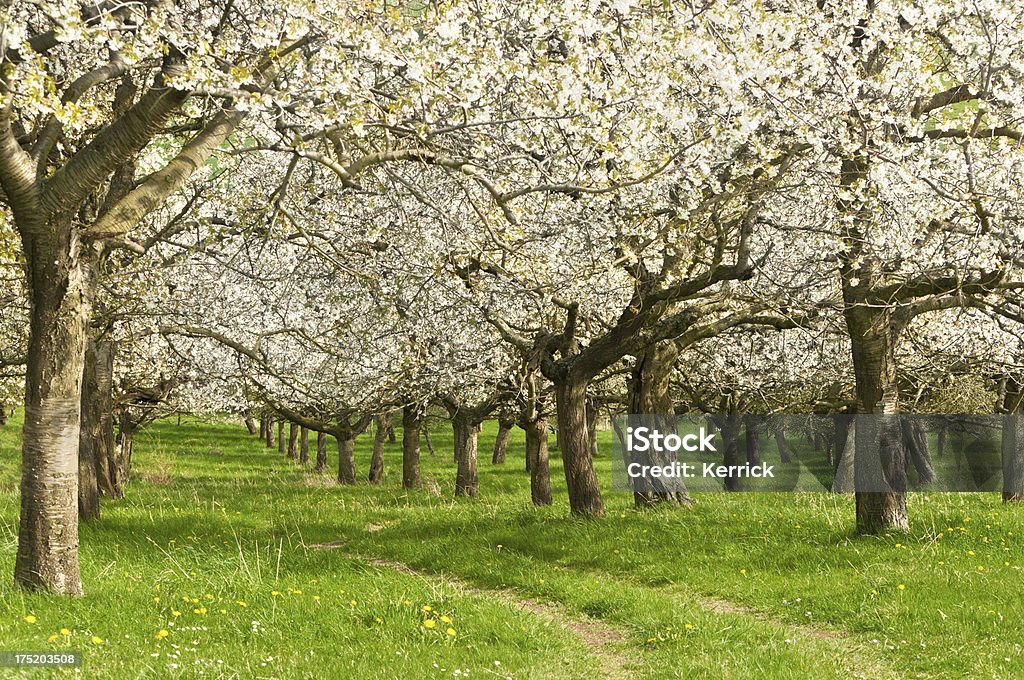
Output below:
[685,623,694,630]
[60,628,71,636]
[204,594,214,600]
[235,601,247,608]
[155,629,169,640]
[897,584,906,591]
[350,600,357,607]
[47,634,58,643]
[446,627,456,636]
[423,619,436,629]
[24,615,37,624]
[313,595,321,602]
[153,596,160,603]
[271,591,281,597]
[441,615,452,624]
[91,636,103,645]
[422,605,432,612]
[740,568,747,575]
[171,610,181,617]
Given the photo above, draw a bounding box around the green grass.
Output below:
[1,413,1022,678]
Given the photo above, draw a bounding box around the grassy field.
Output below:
[0,413,1021,678]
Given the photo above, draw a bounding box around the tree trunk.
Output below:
[1002,380,1024,502]
[492,418,513,464]
[299,427,309,466]
[259,415,267,441]
[15,217,92,595]
[277,421,286,455]
[369,413,388,484]
[586,397,599,456]
[0,405,8,427]
[845,309,908,533]
[423,425,436,457]
[402,404,422,489]
[833,420,856,493]
[719,410,743,492]
[902,419,935,483]
[524,416,552,506]
[92,341,119,499]
[337,434,356,485]
[287,422,298,460]
[315,431,327,472]
[452,415,480,498]
[774,426,791,464]
[555,374,604,517]
[628,341,692,507]
[244,415,257,435]
[744,415,762,466]
[264,417,275,448]
[77,341,101,522]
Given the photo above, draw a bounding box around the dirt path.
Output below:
[310,543,893,679]
[359,556,633,679]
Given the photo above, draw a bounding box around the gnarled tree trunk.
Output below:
[628,341,693,507]
[554,373,603,517]
[299,427,309,466]
[277,421,286,455]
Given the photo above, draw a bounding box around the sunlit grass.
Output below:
[0,413,1021,677]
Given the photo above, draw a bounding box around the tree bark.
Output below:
[554,374,604,516]
[15,215,92,595]
[719,410,743,492]
[586,397,599,456]
[91,341,119,499]
[337,434,357,485]
[299,427,309,466]
[369,413,389,484]
[287,422,298,460]
[244,416,258,435]
[315,430,327,472]
[832,420,856,493]
[77,341,101,522]
[524,416,552,506]
[402,404,422,489]
[277,421,286,455]
[845,307,909,533]
[452,414,480,497]
[744,415,763,466]
[902,419,935,483]
[774,425,791,464]
[259,415,267,441]
[628,341,693,507]
[492,417,513,464]
[264,416,275,448]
